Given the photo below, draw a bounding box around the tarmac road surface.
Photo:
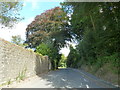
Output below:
[14,68,116,88]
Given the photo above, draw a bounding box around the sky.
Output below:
[0,0,76,56]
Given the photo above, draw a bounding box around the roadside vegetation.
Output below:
[58,54,67,68]
[1,1,119,86]
[62,2,119,73]
[62,2,119,85]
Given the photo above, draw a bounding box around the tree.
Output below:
[26,7,72,49]
[11,35,23,45]
[36,43,62,70]
[67,45,79,68]
[36,43,51,56]
[62,2,120,72]
[25,7,73,70]
[59,54,67,68]
[62,2,119,36]
[0,2,23,27]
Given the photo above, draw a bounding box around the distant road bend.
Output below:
[15,68,116,88]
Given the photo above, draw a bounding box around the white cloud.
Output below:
[0,29,12,41]
[0,23,27,41]
[10,22,27,40]
[0,17,34,42]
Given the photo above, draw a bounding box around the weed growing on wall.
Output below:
[7,79,12,85]
[16,68,27,82]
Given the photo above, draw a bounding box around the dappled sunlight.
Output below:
[35,68,115,88]
[86,85,89,88]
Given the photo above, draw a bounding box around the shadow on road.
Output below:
[36,68,97,88]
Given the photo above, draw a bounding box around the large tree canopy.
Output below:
[26,7,72,49]
[62,2,120,76]
[62,2,119,39]
[26,7,72,70]
[25,2,120,73]
[0,2,23,27]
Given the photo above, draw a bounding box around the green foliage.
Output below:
[0,2,23,27]
[24,2,119,74]
[92,53,120,74]
[0,80,12,87]
[0,79,12,87]
[36,43,62,70]
[16,68,27,81]
[67,45,79,68]
[11,35,28,47]
[62,2,120,74]
[59,54,67,68]
[11,35,23,45]
[25,7,73,70]
[36,43,51,56]
[7,79,12,85]
[0,68,27,87]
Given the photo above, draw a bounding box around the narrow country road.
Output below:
[15,68,116,88]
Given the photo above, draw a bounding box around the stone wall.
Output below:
[0,38,51,85]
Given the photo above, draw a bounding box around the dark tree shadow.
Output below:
[34,55,116,88]
[35,68,97,88]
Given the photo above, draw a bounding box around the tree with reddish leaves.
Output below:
[26,7,73,70]
[26,7,72,49]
